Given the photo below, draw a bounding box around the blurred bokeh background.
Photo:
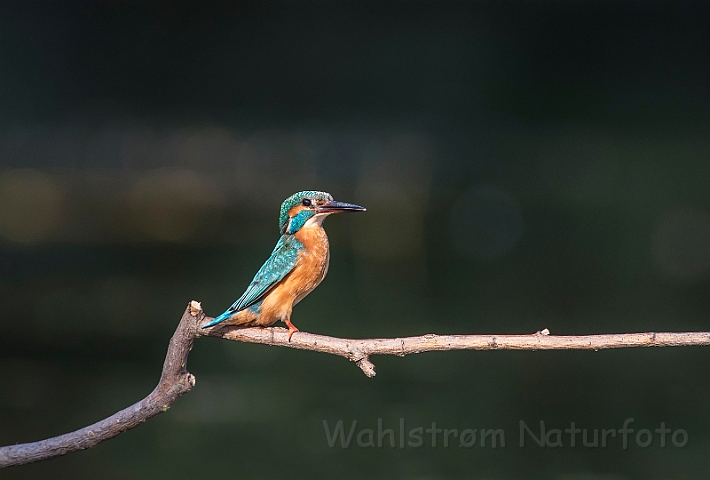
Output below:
[2,1,710,478]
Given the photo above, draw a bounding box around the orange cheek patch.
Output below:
[288,205,308,217]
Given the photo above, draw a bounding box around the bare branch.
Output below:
[0,304,201,468]
[3,299,710,467]
[202,314,710,377]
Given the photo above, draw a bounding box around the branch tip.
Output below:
[189,301,203,316]
[355,357,377,377]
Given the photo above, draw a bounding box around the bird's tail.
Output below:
[202,310,233,329]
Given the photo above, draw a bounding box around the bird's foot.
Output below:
[284,319,299,342]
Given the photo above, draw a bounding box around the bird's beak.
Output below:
[317,200,366,214]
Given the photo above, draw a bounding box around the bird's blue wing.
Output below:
[203,235,302,328]
[231,235,302,311]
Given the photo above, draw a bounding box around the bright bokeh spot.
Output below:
[449,185,523,262]
[652,207,710,281]
[126,169,225,242]
[0,169,65,243]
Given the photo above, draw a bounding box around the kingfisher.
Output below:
[202,190,365,340]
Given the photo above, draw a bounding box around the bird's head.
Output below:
[279,190,366,234]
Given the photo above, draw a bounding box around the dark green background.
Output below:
[2,1,710,478]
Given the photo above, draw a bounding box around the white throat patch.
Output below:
[304,212,331,228]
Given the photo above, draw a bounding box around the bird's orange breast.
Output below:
[291,225,330,303]
[249,225,330,326]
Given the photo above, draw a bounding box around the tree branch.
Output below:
[3,300,710,467]
[203,324,710,378]
[0,303,200,468]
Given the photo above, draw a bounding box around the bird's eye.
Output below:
[302,198,312,207]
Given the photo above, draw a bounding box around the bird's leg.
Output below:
[284,317,299,341]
